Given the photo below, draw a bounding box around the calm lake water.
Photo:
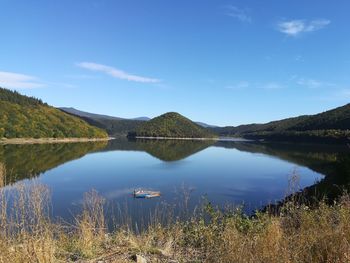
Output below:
[0,139,348,225]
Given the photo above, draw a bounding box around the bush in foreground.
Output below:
[0,177,350,262]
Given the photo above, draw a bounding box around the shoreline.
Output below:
[130,136,254,142]
[134,136,219,141]
[0,137,112,145]
[132,136,252,142]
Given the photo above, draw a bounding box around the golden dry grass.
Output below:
[0,179,350,263]
[0,162,5,188]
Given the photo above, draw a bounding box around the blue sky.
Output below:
[0,0,349,126]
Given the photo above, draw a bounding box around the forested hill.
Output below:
[0,87,107,138]
[59,107,146,137]
[212,103,350,143]
[128,112,217,138]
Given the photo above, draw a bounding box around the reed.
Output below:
[0,181,55,263]
[0,180,350,262]
[0,162,5,188]
[75,189,106,258]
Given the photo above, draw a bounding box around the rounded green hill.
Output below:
[129,112,217,138]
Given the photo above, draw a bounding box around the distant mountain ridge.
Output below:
[59,107,147,137]
[0,88,107,139]
[59,107,150,121]
[195,121,218,128]
[133,116,151,121]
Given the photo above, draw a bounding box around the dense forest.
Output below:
[0,87,107,139]
[60,108,145,136]
[211,103,350,143]
[128,112,216,138]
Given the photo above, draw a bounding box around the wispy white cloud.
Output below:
[305,19,331,31]
[0,71,44,89]
[225,81,250,90]
[294,55,304,62]
[225,81,284,91]
[277,19,330,37]
[297,78,322,89]
[261,82,284,90]
[226,77,339,93]
[297,78,334,89]
[77,62,161,83]
[225,5,252,23]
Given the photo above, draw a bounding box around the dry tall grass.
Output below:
[0,180,55,263]
[0,178,350,262]
[0,162,5,188]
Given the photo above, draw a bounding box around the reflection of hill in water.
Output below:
[1,138,349,204]
[0,139,213,186]
[0,141,108,184]
[214,141,350,204]
[104,139,349,198]
[104,139,215,161]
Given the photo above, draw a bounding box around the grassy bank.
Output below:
[0,169,350,262]
[0,137,111,145]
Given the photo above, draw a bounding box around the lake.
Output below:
[0,139,349,226]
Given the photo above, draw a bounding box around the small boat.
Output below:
[133,189,161,199]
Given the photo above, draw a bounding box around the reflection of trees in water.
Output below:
[106,139,350,202]
[217,141,350,207]
[104,138,215,162]
[0,139,213,186]
[0,141,107,185]
[307,153,350,202]
[263,153,350,214]
[214,141,347,177]
[1,138,349,204]
[135,139,215,161]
